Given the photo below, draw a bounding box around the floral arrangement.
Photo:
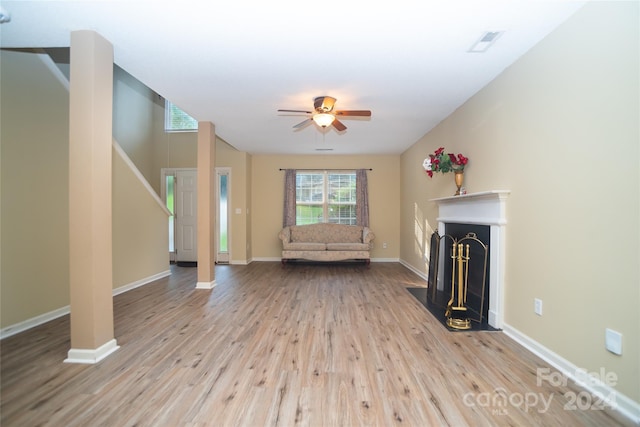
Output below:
[423,147,469,178]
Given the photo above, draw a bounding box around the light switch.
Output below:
[235,208,242,214]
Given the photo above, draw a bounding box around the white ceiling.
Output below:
[1,1,585,155]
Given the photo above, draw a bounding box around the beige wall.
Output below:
[113,66,158,187]
[154,131,199,180]
[1,50,70,327]
[251,155,400,260]
[167,133,198,169]
[112,147,169,288]
[401,2,639,401]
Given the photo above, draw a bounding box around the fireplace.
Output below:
[431,191,509,329]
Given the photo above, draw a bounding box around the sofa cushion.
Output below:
[289,224,363,243]
[324,224,363,243]
[290,225,326,243]
[326,242,370,251]
[283,242,326,251]
[282,250,371,261]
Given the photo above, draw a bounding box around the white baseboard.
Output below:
[251,257,280,262]
[503,323,640,426]
[252,257,402,264]
[0,305,71,340]
[196,280,217,290]
[371,257,400,263]
[64,339,119,364]
[399,259,428,281]
[1,270,172,340]
[113,270,171,296]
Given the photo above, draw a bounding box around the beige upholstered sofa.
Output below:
[278,223,375,264]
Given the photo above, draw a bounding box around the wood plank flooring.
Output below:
[0,262,632,426]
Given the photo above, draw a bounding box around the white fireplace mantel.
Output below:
[431,190,510,329]
[430,190,510,226]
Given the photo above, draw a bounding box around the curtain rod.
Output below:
[279,168,372,171]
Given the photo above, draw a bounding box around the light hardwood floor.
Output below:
[0,262,632,426]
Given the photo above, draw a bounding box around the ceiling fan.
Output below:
[278,96,371,131]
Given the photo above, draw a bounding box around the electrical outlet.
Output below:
[534,298,543,316]
[605,329,622,355]
[383,242,388,249]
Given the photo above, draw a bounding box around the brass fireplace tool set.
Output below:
[428,231,489,330]
[445,242,471,329]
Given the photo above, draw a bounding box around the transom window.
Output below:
[296,171,356,225]
[164,100,197,132]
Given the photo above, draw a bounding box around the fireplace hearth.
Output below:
[407,287,498,331]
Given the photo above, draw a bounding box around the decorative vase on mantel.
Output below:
[454,170,464,196]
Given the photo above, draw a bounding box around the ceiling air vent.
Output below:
[468,31,504,53]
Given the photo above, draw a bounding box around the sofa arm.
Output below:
[278,227,291,244]
[363,227,375,246]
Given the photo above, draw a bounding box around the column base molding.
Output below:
[64,339,119,364]
[196,280,217,290]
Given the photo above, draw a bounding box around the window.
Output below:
[164,100,197,132]
[295,171,356,225]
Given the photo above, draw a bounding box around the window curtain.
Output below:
[356,169,369,227]
[282,169,296,227]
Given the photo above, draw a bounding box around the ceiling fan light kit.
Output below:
[278,96,371,132]
[312,113,335,128]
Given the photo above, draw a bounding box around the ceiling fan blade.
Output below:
[293,118,312,129]
[332,119,347,131]
[278,109,313,114]
[335,110,372,117]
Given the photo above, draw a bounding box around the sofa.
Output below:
[278,223,375,264]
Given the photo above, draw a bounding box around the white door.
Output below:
[176,170,197,262]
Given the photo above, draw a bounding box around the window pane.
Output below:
[165,100,197,132]
[296,174,324,203]
[166,175,175,252]
[219,174,228,252]
[328,204,356,225]
[328,173,356,203]
[296,205,323,225]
